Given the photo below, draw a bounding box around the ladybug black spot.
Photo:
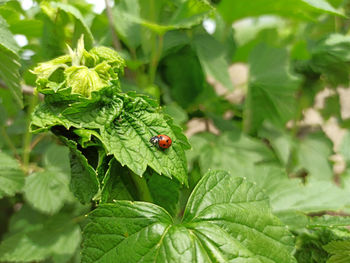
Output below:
[166,139,169,142]
[163,144,166,147]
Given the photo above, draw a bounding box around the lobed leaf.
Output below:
[100,93,190,184]
[82,170,296,263]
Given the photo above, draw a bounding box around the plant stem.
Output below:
[149,34,164,84]
[22,93,38,173]
[30,134,46,151]
[105,0,122,50]
[0,126,20,160]
[130,172,154,203]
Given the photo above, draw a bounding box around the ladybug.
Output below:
[150,134,172,149]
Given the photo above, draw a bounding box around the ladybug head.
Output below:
[149,136,159,146]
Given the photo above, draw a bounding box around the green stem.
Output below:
[22,93,38,173]
[286,89,306,174]
[149,35,164,84]
[0,126,20,160]
[130,172,154,203]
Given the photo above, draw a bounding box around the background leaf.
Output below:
[324,240,350,263]
[0,151,24,199]
[23,145,73,214]
[51,2,94,49]
[244,44,301,133]
[0,205,81,262]
[218,0,343,22]
[193,33,233,91]
[188,131,277,176]
[309,34,350,86]
[161,46,205,109]
[0,16,22,107]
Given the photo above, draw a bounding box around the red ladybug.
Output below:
[150,134,172,149]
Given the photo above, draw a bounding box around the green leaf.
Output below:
[44,144,71,175]
[218,0,344,22]
[308,215,350,228]
[296,132,333,181]
[50,2,94,49]
[57,137,99,204]
[168,0,214,29]
[9,19,43,38]
[32,40,125,98]
[0,151,24,198]
[189,131,277,177]
[161,46,205,108]
[82,170,296,263]
[100,93,190,184]
[0,205,81,262]
[146,170,180,216]
[320,94,341,120]
[340,131,350,165]
[100,159,134,203]
[162,102,188,126]
[259,124,293,165]
[193,33,233,91]
[69,149,100,204]
[294,228,342,263]
[30,87,124,133]
[241,164,350,215]
[309,34,350,86]
[0,16,22,107]
[113,0,213,36]
[60,91,124,130]
[324,241,350,263]
[260,125,334,180]
[244,44,301,133]
[112,0,141,49]
[275,212,350,230]
[32,64,189,186]
[23,170,71,215]
[23,144,78,214]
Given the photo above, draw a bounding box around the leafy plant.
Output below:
[1,0,350,262]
